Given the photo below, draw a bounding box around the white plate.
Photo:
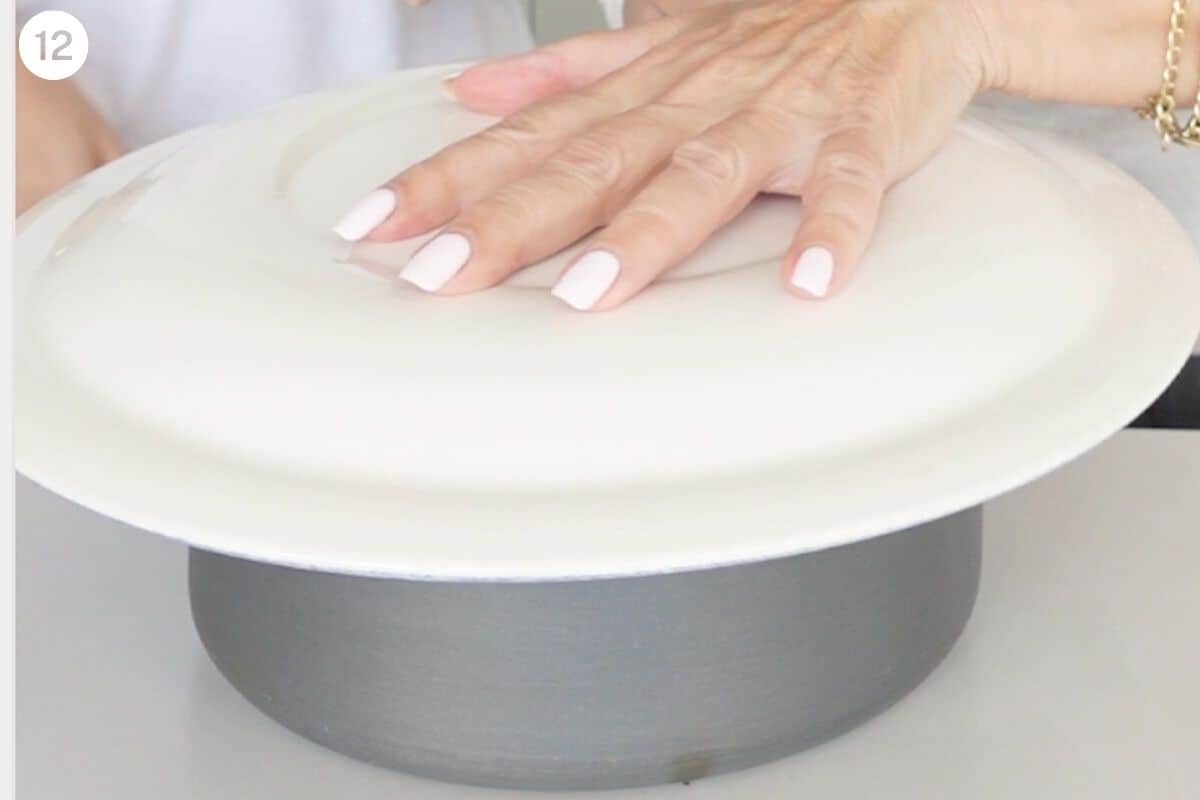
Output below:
[15,65,1200,580]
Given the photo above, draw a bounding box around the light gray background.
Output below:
[527,0,606,41]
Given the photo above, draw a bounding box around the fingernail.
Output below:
[790,246,835,297]
[552,250,621,311]
[333,188,396,242]
[400,232,471,292]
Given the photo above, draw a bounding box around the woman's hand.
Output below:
[336,0,999,310]
[625,0,736,25]
[17,62,123,215]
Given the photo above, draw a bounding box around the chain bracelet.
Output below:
[1138,0,1200,147]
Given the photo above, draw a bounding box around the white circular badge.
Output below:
[19,10,89,81]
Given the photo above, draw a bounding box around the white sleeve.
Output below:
[597,0,625,29]
[16,1,40,24]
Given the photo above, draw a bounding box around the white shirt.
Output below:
[18,0,533,147]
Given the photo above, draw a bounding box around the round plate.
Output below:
[16,64,1200,580]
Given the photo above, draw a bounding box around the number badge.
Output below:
[19,10,89,81]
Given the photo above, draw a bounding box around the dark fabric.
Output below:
[1132,356,1200,430]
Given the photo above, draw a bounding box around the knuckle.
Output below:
[476,110,548,153]
[815,145,886,187]
[798,203,866,251]
[848,82,903,129]
[618,203,682,245]
[623,101,700,139]
[692,53,768,86]
[483,184,544,228]
[399,157,458,201]
[670,137,745,186]
[818,204,867,235]
[463,184,544,241]
[550,134,626,190]
[473,90,618,155]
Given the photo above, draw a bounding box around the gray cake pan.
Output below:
[189,506,981,791]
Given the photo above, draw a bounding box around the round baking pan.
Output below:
[191,508,980,790]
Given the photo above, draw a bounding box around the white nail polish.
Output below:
[790,246,835,297]
[333,189,396,242]
[400,232,472,292]
[552,250,621,311]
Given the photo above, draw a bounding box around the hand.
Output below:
[625,0,734,25]
[337,0,1000,310]
[17,61,123,215]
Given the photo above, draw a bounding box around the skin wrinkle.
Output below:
[527,106,692,226]
[424,16,777,254]
[374,14,709,239]
[573,104,710,221]
[367,0,1016,305]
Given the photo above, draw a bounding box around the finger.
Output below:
[394,10,809,293]
[549,106,804,311]
[448,16,695,116]
[401,13,808,293]
[783,129,888,299]
[337,19,736,244]
[396,102,715,294]
[344,91,635,242]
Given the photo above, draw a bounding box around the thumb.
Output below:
[447,16,690,116]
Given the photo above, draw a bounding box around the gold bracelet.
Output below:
[1138,0,1200,147]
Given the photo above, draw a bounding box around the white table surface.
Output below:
[16,428,1200,798]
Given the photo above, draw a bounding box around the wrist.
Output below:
[978,0,1200,107]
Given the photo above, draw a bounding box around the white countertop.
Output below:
[16,428,1200,798]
